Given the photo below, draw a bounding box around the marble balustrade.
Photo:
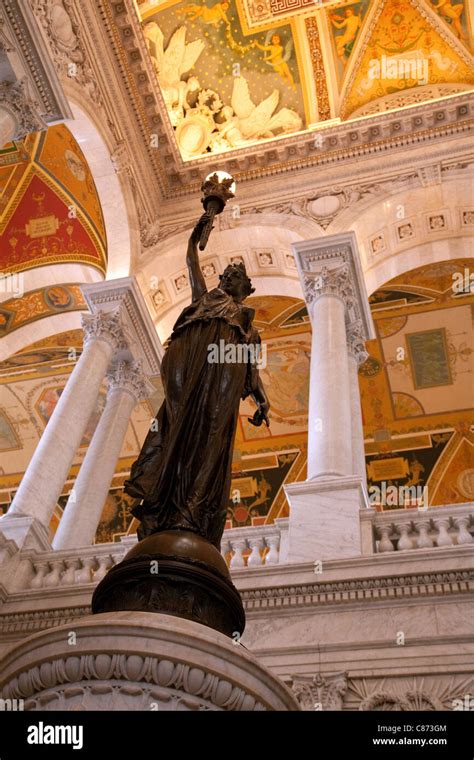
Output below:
[3,506,473,594]
[366,503,474,553]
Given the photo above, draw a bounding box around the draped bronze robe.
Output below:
[124,288,259,548]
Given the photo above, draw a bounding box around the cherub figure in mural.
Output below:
[432,0,467,41]
[144,23,205,124]
[254,34,296,90]
[229,76,302,140]
[331,7,362,63]
[176,1,231,27]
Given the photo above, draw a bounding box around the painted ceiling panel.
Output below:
[0,125,107,276]
[137,0,474,159]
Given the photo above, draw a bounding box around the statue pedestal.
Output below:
[92,530,245,638]
[0,611,299,712]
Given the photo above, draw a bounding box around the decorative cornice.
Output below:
[0,0,71,123]
[0,569,471,639]
[0,605,91,636]
[241,570,474,611]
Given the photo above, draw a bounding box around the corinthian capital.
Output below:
[292,233,375,342]
[107,361,154,402]
[81,310,126,351]
[304,264,353,306]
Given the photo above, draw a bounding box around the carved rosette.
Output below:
[81,310,126,351]
[106,360,154,402]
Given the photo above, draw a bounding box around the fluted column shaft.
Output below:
[6,311,124,530]
[53,362,152,550]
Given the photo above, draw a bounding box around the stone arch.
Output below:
[63,99,135,279]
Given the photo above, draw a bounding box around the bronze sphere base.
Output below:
[91,530,245,639]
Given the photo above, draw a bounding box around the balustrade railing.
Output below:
[369,503,474,553]
[1,505,472,594]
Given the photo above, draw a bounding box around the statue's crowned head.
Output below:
[219,261,255,301]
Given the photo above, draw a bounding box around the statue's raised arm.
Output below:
[186,213,210,302]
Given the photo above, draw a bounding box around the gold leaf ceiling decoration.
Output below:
[137,0,474,160]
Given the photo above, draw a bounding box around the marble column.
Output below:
[306,265,353,479]
[347,320,369,487]
[2,311,125,546]
[53,361,153,550]
[285,233,374,562]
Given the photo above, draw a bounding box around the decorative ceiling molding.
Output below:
[0,0,72,125]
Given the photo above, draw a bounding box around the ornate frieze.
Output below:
[241,569,474,611]
[30,0,102,106]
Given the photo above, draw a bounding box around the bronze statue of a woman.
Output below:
[124,213,270,550]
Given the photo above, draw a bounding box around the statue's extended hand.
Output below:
[248,401,270,428]
[190,212,212,247]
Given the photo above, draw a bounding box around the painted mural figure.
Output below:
[176,1,231,27]
[249,475,272,510]
[433,0,466,40]
[124,214,270,547]
[254,34,296,90]
[331,8,362,62]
